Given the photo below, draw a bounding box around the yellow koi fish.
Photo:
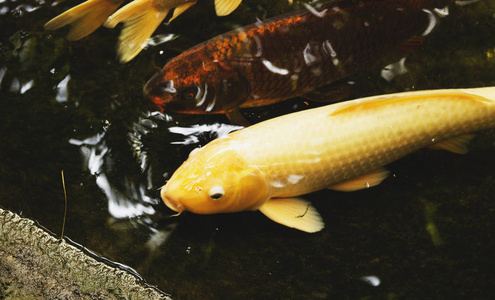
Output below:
[44,0,242,62]
[161,87,495,233]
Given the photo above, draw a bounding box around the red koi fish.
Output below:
[145,0,452,124]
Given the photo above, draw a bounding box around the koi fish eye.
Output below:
[208,185,225,200]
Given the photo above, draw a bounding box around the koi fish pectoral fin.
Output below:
[258,197,324,233]
[428,134,476,154]
[44,0,123,41]
[226,108,250,126]
[329,168,390,192]
[302,80,352,103]
[215,0,242,16]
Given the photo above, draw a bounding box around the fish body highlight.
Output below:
[161,87,495,232]
[145,0,453,123]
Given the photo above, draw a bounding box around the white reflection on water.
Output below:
[0,67,6,85]
[129,111,172,189]
[13,3,41,14]
[381,57,408,82]
[20,79,33,94]
[168,123,244,145]
[9,77,34,94]
[455,0,481,7]
[146,224,177,251]
[69,131,158,219]
[10,77,20,92]
[360,275,381,287]
[303,3,328,18]
[262,59,289,75]
[56,75,70,102]
[147,33,177,47]
[434,7,450,17]
[421,9,438,36]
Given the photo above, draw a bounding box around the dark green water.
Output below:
[1,0,495,298]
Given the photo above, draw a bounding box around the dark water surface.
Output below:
[1,0,495,298]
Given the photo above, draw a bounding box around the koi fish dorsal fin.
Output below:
[327,89,495,118]
[428,134,476,154]
[215,0,242,16]
[302,80,351,102]
[44,0,123,41]
[259,198,324,233]
[329,168,390,192]
[104,0,190,62]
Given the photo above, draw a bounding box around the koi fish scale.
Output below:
[161,87,495,232]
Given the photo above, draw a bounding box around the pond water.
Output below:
[1,0,495,298]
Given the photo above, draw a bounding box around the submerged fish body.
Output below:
[145,0,452,123]
[44,0,243,62]
[161,87,495,232]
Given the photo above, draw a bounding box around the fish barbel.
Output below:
[145,0,453,124]
[161,87,495,232]
[44,0,242,62]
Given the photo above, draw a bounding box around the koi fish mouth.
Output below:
[161,187,184,213]
[144,71,175,109]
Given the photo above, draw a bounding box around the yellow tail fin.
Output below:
[105,0,196,63]
[45,0,123,41]
[169,2,197,23]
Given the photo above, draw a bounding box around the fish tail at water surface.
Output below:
[44,0,124,41]
[104,0,198,63]
[45,0,244,61]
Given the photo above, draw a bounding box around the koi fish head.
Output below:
[161,138,269,215]
[144,53,250,114]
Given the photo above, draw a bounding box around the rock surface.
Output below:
[0,208,172,300]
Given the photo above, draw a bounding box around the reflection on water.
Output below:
[55,74,70,102]
[381,57,408,82]
[168,123,244,145]
[360,275,381,287]
[66,114,243,221]
[69,132,158,219]
[1,0,495,298]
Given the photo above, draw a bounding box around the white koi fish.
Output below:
[44,0,242,62]
[161,87,495,232]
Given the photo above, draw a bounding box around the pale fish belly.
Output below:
[231,89,495,198]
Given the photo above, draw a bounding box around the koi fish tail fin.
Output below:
[168,1,197,23]
[104,0,164,63]
[214,0,242,16]
[44,0,123,41]
[105,0,196,63]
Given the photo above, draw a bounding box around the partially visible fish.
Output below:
[160,87,495,232]
[44,0,243,62]
[145,0,453,124]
